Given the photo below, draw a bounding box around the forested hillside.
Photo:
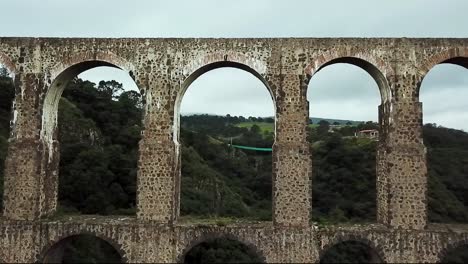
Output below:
[0,73,467,262]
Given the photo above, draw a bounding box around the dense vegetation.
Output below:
[180,115,273,220]
[0,71,467,262]
[58,79,141,215]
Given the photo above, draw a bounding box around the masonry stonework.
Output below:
[0,37,467,262]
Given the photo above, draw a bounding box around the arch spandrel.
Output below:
[418,47,468,76]
[179,51,273,100]
[305,49,395,77]
[179,61,273,101]
[49,51,136,83]
[182,51,269,79]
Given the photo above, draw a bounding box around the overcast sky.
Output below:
[2,0,468,129]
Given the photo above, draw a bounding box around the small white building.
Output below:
[355,129,379,139]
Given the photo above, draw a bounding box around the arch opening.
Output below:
[182,237,264,264]
[0,64,14,215]
[320,240,383,264]
[307,61,382,224]
[440,242,468,263]
[310,57,391,104]
[176,62,274,222]
[174,61,274,145]
[44,61,142,216]
[41,234,122,263]
[420,57,468,224]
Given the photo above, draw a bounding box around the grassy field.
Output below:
[237,122,274,133]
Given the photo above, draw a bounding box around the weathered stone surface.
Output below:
[1,217,468,263]
[0,37,467,262]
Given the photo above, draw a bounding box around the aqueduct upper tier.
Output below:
[0,37,467,263]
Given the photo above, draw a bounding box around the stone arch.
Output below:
[174,59,275,145]
[38,52,141,217]
[417,47,468,98]
[37,231,127,263]
[305,50,393,104]
[437,237,468,263]
[41,52,139,157]
[0,51,17,77]
[173,59,276,221]
[305,51,392,224]
[176,232,266,263]
[49,51,136,82]
[319,234,386,263]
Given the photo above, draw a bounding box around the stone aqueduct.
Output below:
[0,37,466,263]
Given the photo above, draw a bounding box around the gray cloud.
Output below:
[3,0,468,37]
[2,0,468,129]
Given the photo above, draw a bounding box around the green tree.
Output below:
[317,120,330,135]
[98,80,124,99]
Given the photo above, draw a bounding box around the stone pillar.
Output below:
[3,72,58,220]
[377,73,427,229]
[376,101,391,226]
[272,73,311,227]
[136,75,177,222]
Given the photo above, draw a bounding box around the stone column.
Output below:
[3,72,58,220]
[377,73,427,230]
[136,75,177,222]
[272,73,311,227]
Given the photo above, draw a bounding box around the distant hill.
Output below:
[310,117,364,125]
[181,113,367,126]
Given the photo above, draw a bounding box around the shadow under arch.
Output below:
[173,60,276,145]
[38,232,126,263]
[177,233,266,264]
[437,238,468,263]
[319,236,385,263]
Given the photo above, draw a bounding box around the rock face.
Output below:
[0,37,467,262]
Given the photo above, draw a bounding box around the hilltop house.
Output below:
[355,129,379,139]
